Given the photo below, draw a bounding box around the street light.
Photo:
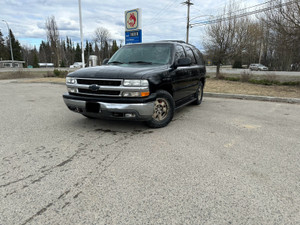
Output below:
[2,20,14,66]
[78,0,85,68]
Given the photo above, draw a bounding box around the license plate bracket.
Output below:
[86,102,100,113]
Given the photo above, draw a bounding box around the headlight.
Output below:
[123,79,148,87]
[66,77,76,84]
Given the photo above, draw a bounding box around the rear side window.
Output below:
[193,48,204,65]
[175,45,186,61]
[184,46,196,65]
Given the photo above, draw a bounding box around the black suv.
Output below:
[63,41,206,128]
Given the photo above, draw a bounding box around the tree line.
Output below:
[0,16,120,68]
[1,1,299,72]
[204,0,300,76]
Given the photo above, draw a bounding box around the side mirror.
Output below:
[102,58,109,65]
[176,57,191,67]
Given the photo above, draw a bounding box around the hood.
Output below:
[68,64,169,79]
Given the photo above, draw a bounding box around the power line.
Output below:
[143,0,182,27]
[192,0,248,16]
[221,0,273,17]
[191,0,297,27]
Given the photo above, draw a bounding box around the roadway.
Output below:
[0,81,299,224]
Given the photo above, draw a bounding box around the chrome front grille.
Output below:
[77,79,121,86]
[72,78,123,97]
[77,88,120,96]
[67,78,149,98]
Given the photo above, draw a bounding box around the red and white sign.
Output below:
[125,8,141,31]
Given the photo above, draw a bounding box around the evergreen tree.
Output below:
[33,48,39,68]
[84,40,89,63]
[8,29,23,61]
[111,40,119,55]
[61,60,65,67]
[39,41,51,63]
[74,43,81,62]
[0,30,9,60]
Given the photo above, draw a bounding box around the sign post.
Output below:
[125,8,142,44]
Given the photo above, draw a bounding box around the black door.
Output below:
[172,45,190,101]
[183,46,201,96]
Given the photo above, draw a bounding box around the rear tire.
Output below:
[193,82,203,105]
[145,90,175,128]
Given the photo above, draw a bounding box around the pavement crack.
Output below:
[0,171,9,177]
[58,189,71,199]
[73,191,82,199]
[31,175,46,184]
[4,190,17,198]
[0,174,33,188]
[61,202,71,209]
[56,152,78,167]
[21,203,53,225]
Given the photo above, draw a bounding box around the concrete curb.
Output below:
[204,92,300,104]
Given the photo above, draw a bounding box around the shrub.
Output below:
[53,69,68,77]
[240,70,252,82]
[281,81,300,86]
[249,79,280,86]
[225,77,240,82]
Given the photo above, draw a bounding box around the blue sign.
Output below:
[125,29,142,44]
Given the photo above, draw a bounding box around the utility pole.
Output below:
[78,0,85,68]
[2,20,14,66]
[182,0,193,43]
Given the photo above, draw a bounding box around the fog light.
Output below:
[125,113,136,118]
[67,87,78,93]
[123,92,140,97]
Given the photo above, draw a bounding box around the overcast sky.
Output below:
[0,0,264,50]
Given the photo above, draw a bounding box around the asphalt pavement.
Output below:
[0,81,299,224]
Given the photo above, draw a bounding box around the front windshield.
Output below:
[108,44,172,65]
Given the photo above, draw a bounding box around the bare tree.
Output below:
[94,27,110,62]
[262,0,300,70]
[45,16,60,66]
[203,2,250,77]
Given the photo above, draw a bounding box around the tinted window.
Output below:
[109,44,172,65]
[175,45,186,61]
[184,46,196,65]
[193,48,204,65]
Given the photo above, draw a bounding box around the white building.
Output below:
[0,60,25,68]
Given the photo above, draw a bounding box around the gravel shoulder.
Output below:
[204,78,300,99]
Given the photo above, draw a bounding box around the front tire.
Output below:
[83,114,96,119]
[145,90,175,128]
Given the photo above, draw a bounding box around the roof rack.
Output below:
[156,40,186,43]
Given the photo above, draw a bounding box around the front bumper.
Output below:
[63,94,155,121]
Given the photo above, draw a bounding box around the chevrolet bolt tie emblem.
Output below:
[89,84,100,91]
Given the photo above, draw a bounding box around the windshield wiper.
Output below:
[128,61,152,64]
[108,61,124,64]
